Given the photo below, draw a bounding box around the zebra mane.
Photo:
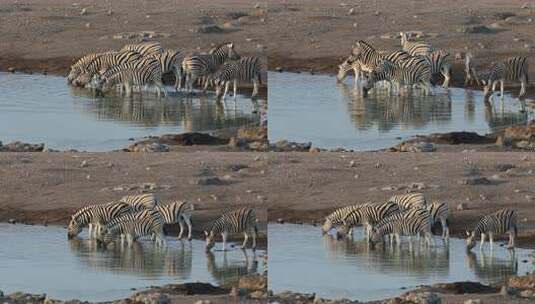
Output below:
[209,42,233,54]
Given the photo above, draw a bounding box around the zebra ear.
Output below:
[465,230,470,237]
[228,42,234,48]
[203,230,209,237]
[481,80,486,86]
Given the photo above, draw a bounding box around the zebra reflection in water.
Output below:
[466,250,518,284]
[68,239,192,279]
[205,250,259,286]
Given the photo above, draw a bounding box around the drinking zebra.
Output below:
[119,193,160,211]
[338,201,401,239]
[351,40,411,73]
[67,51,114,84]
[155,201,194,240]
[336,55,364,85]
[370,207,434,247]
[427,201,449,239]
[213,56,263,99]
[204,207,257,251]
[388,192,427,211]
[321,203,372,236]
[426,50,451,88]
[97,209,166,246]
[466,208,518,251]
[482,56,529,107]
[151,49,184,91]
[72,51,142,87]
[361,56,432,96]
[400,32,433,56]
[67,201,131,239]
[120,41,164,57]
[181,42,240,93]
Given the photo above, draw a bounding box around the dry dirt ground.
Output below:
[0,0,267,88]
[266,0,535,94]
[1,151,535,248]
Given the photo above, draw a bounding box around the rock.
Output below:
[239,274,267,290]
[127,142,169,152]
[498,122,535,149]
[80,8,87,15]
[463,300,481,304]
[229,286,239,297]
[508,274,535,290]
[80,160,88,168]
[8,218,16,224]
[494,12,515,20]
[270,140,311,152]
[354,174,359,179]
[277,218,284,224]
[131,292,169,304]
[197,24,224,33]
[7,67,16,73]
[504,16,533,25]
[495,164,515,172]
[399,292,441,304]
[349,160,357,167]
[85,22,91,28]
[457,203,467,211]
[309,147,320,153]
[191,177,225,186]
[249,290,266,299]
[457,25,492,34]
[348,8,355,15]
[460,177,491,185]
[0,141,45,152]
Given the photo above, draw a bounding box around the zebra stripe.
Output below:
[155,201,194,240]
[213,56,262,99]
[483,56,529,100]
[321,203,372,235]
[339,201,401,239]
[120,42,164,57]
[150,49,184,91]
[427,200,449,239]
[119,193,160,212]
[370,207,434,246]
[336,55,363,84]
[73,51,142,87]
[388,192,427,211]
[400,32,433,56]
[466,208,518,251]
[98,209,166,246]
[425,50,451,88]
[204,207,257,251]
[68,51,115,84]
[67,201,131,239]
[181,42,240,93]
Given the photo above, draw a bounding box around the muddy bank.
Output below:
[0,275,267,304]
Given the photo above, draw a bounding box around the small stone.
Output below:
[229,286,239,297]
[495,164,515,172]
[277,218,284,224]
[349,160,357,167]
[107,9,113,16]
[86,174,91,180]
[353,22,358,28]
[80,160,88,168]
[210,194,218,201]
[80,8,87,15]
[257,195,266,201]
[8,218,16,224]
[464,300,481,304]
[348,8,355,15]
[7,67,15,73]
[460,176,491,185]
[354,174,359,179]
[520,289,534,298]
[457,203,467,211]
[85,22,91,28]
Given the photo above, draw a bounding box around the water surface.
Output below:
[0,73,261,151]
[0,224,265,301]
[268,224,534,302]
[268,72,532,150]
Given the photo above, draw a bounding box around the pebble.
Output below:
[348,8,355,15]
[80,8,87,15]
[85,22,91,28]
[8,218,16,224]
[464,299,481,304]
[277,218,285,224]
[80,160,88,168]
[354,174,359,179]
[349,160,357,167]
[457,203,467,211]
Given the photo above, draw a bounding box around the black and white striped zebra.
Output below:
[72,51,142,87]
[362,56,432,96]
[464,52,481,87]
[151,49,184,91]
[213,56,262,99]
[96,57,166,97]
[97,209,166,246]
[336,55,364,85]
[204,207,257,251]
[466,208,518,251]
[427,200,449,239]
[181,42,240,93]
[119,193,160,212]
[425,50,451,88]
[400,32,433,56]
[120,41,164,57]
[67,201,132,239]
[351,41,410,73]
[321,203,372,235]
[370,207,434,246]
[387,192,427,211]
[482,56,529,104]
[68,51,115,84]
[339,201,401,239]
[155,201,194,240]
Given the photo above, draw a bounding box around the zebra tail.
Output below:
[258,73,262,85]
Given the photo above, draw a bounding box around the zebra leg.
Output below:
[489,232,494,249]
[395,233,401,246]
[156,80,166,97]
[184,215,193,241]
[202,76,210,92]
[242,232,249,249]
[222,231,228,251]
[500,80,504,99]
[177,219,185,240]
[442,66,451,88]
[233,79,238,99]
[479,233,486,251]
[252,79,259,97]
[251,227,257,251]
[442,218,449,239]
[223,81,230,100]
[88,224,93,238]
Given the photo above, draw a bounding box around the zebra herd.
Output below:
[67,41,263,99]
[322,192,518,251]
[66,193,258,251]
[337,32,530,111]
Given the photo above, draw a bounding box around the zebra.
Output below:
[95,57,166,97]
[351,40,411,73]
[338,201,401,240]
[336,55,364,85]
[361,56,432,96]
[67,51,115,84]
[387,192,427,211]
[466,208,518,251]
[400,32,433,56]
[321,203,372,236]
[151,49,184,91]
[97,209,166,246]
[213,56,262,99]
[120,41,164,57]
[482,56,529,108]
[464,52,481,87]
[181,42,240,93]
[72,51,142,87]
[370,207,434,247]
[155,201,194,240]
[425,50,452,88]
[204,207,257,251]
[67,201,132,239]
[427,201,449,239]
[119,193,160,211]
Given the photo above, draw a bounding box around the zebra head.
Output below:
[399,32,409,45]
[67,216,82,239]
[204,230,216,251]
[466,230,477,251]
[321,219,333,235]
[336,56,356,82]
[210,42,240,61]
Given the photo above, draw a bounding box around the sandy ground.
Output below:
[1,150,534,249]
[0,0,267,90]
[266,0,535,95]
